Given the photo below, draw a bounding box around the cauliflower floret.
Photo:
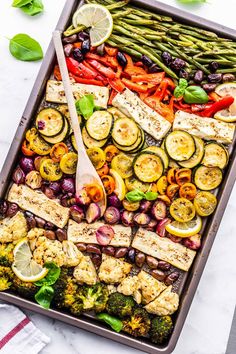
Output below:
[117,275,142,304]
[62,240,84,267]
[32,236,65,267]
[0,212,27,243]
[107,285,117,295]
[145,286,179,316]
[98,254,132,284]
[73,256,97,285]
[27,228,45,251]
[138,270,167,304]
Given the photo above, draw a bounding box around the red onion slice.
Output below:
[96,225,114,246]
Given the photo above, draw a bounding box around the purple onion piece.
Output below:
[156,218,171,237]
[19,156,34,173]
[183,234,201,250]
[0,200,8,219]
[133,213,151,227]
[37,120,45,130]
[152,200,167,221]
[107,194,122,208]
[104,206,120,224]
[76,188,91,206]
[77,31,90,42]
[145,219,158,231]
[61,178,75,194]
[96,225,114,246]
[121,210,134,227]
[64,43,74,57]
[12,166,25,184]
[168,234,182,243]
[139,200,152,213]
[70,205,85,223]
[86,203,101,223]
[49,182,61,195]
[6,203,19,217]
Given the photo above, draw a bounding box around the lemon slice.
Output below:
[12,239,48,282]
[110,169,126,201]
[72,4,113,47]
[215,82,236,97]
[165,216,202,238]
[214,82,236,122]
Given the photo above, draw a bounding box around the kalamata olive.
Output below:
[134,213,151,227]
[171,58,186,71]
[208,61,219,73]
[157,260,171,271]
[61,179,75,195]
[76,243,87,252]
[146,256,159,269]
[91,254,102,268]
[193,70,204,84]
[61,193,74,207]
[141,54,153,67]
[25,212,36,229]
[168,234,182,243]
[165,271,179,286]
[49,182,61,195]
[64,43,73,57]
[77,31,90,42]
[135,252,146,268]
[6,203,19,217]
[86,203,101,223]
[104,206,120,224]
[139,200,152,213]
[121,210,134,227]
[146,219,158,231]
[149,64,161,73]
[81,39,90,54]
[161,51,172,66]
[96,43,105,56]
[179,69,189,80]
[127,248,136,263]
[35,216,46,228]
[62,34,77,44]
[12,166,25,184]
[19,156,34,173]
[70,205,84,223]
[102,246,115,256]
[151,269,166,281]
[202,83,217,93]
[117,52,127,67]
[123,199,140,212]
[207,73,222,83]
[76,188,90,206]
[0,200,8,219]
[45,221,55,230]
[107,194,122,208]
[115,247,128,258]
[183,234,201,250]
[43,187,55,199]
[86,244,101,255]
[156,218,171,237]
[72,48,83,62]
[152,200,166,221]
[56,228,67,241]
[45,230,56,240]
[222,73,236,83]
[96,225,114,245]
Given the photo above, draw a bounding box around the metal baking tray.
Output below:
[1,1,236,353]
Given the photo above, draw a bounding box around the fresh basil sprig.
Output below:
[35,285,54,309]
[9,34,43,61]
[12,0,44,16]
[174,78,188,98]
[97,313,123,332]
[76,94,96,119]
[126,189,158,202]
[183,86,209,104]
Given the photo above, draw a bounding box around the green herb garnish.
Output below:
[9,34,43,61]
[12,0,44,16]
[174,78,188,98]
[126,189,158,202]
[97,313,123,332]
[35,285,54,309]
[75,94,95,119]
[183,86,209,104]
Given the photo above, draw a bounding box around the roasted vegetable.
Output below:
[0,243,14,267]
[106,292,135,318]
[76,283,109,313]
[12,275,38,299]
[122,308,151,337]
[0,266,14,291]
[150,315,173,344]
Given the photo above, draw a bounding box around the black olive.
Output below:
[208,61,219,73]
[207,73,223,83]
[72,48,84,62]
[141,54,153,67]
[179,69,189,80]
[81,39,91,54]
[64,44,73,57]
[161,51,172,66]
[193,70,204,84]
[202,83,217,93]
[0,200,8,219]
[62,34,77,44]
[171,58,186,71]
[149,64,161,73]
[117,52,128,67]
[77,31,90,42]
[222,73,236,83]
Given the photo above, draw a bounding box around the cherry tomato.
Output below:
[175,168,192,186]
[97,163,109,177]
[166,183,179,199]
[40,159,63,181]
[170,197,195,222]
[179,183,197,200]
[86,183,104,203]
[104,145,120,162]
[60,152,78,174]
[101,175,115,195]
[156,195,171,206]
[87,147,106,170]
[194,191,217,216]
[156,176,168,195]
[21,140,35,157]
[167,168,177,184]
[50,143,69,162]
[34,156,48,171]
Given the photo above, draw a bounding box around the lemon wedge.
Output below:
[72,4,113,47]
[12,238,48,282]
[110,169,126,201]
[165,216,202,238]
[214,82,236,122]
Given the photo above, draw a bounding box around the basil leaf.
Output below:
[76,94,95,119]
[12,0,32,7]
[145,192,158,201]
[20,0,44,16]
[97,313,123,332]
[35,285,54,309]
[174,78,188,98]
[34,262,61,287]
[184,86,209,104]
[9,34,43,61]
[126,190,146,202]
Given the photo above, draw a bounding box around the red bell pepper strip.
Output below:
[199,96,234,117]
[66,57,98,79]
[105,46,118,57]
[153,81,169,100]
[108,78,125,93]
[73,42,82,49]
[86,59,116,79]
[122,78,148,93]
[131,72,165,85]
[108,89,118,105]
[71,75,104,86]
[191,103,213,113]
[124,54,146,76]
[82,60,107,83]
[134,61,144,67]
[54,65,62,81]
[208,92,221,102]
[144,96,175,123]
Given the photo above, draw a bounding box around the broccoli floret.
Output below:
[0,266,14,291]
[122,308,151,337]
[0,243,14,267]
[77,283,109,313]
[12,276,38,300]
[106,292,135,318]
[150,315,173,344]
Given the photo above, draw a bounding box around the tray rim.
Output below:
[1,1,236,353]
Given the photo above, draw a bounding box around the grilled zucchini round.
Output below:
[194,165,223,190]
[133,152,164,182]
[165,131,195,161]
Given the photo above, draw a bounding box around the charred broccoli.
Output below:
[0,243,14,267]
[106,292,135,318]
[12,275,38,300]
[77,283,109,313]
[0,266,14,291]
[122,308,151,337]
[150,315,173,344]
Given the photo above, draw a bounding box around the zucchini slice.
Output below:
[36,108,64,137]
[86,111,113,141]
[201,142,228,169]
[125,176,149,193]
[111,153,133,179]
[112,117,139,147]
[81,127,107,149]
[133,152,164,182]
[43,117,69,144]
[194,165,223,190]
[108,107,128,121]
[179,137,204,168]
[143,146,169,170]
[165,131,195,161]
[113,128,144,153]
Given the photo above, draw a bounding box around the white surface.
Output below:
[0,1,236,354]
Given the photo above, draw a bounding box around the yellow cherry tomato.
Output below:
[156,176,168,195]
[60,152,78,174]
[50,143,68,162]
[194,191,217,216]
[40,159,63,181]
[87,147,106,170]
[175,168,192,186]
[170,197,195,222]
[179,183,197,200]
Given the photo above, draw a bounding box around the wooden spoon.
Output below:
[52,31,106,215]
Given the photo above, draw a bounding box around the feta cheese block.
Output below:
[174,110,235,144]
[67,220,132,247]
[7,184,69,228]
[132,228,196,271]
[112,88,171,140]
[46,80,109,108]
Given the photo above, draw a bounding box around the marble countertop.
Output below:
[0,1,236,353]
